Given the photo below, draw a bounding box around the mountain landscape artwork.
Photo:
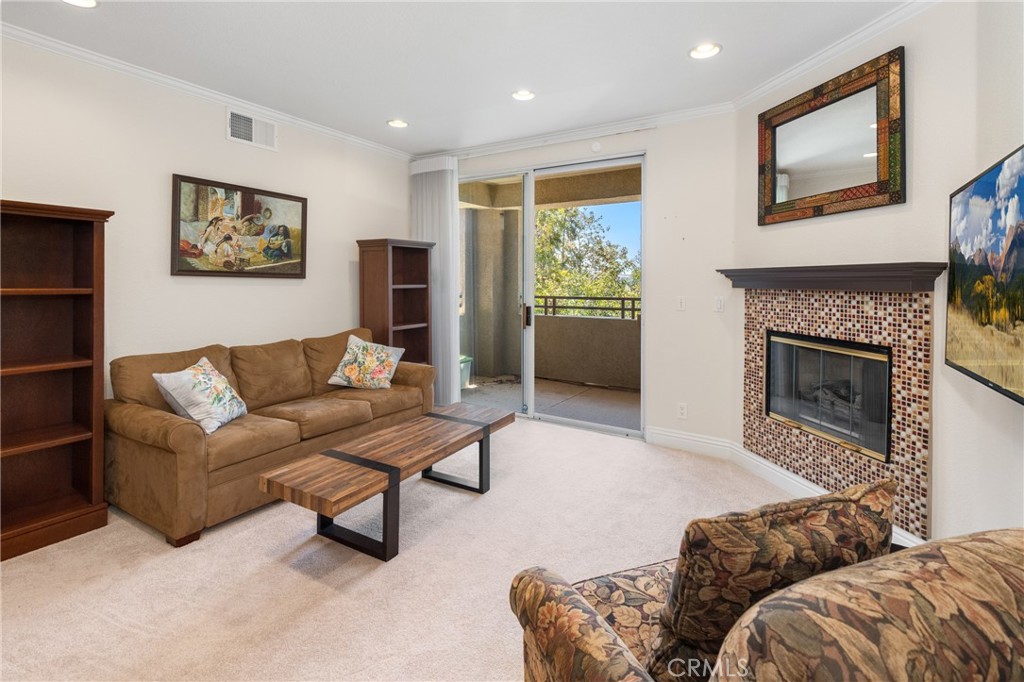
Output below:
[946,145,1024,404]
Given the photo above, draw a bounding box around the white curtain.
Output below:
[410,156,460,405]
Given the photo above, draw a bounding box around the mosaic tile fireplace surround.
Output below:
[720,263,947,539]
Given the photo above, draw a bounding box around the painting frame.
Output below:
[945,145,1024,406]
[171,174,307,278]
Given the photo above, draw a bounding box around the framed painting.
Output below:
[171,174,307,278]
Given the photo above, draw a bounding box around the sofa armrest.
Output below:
[510,566,653,682]
[104,399,208,545]
[391,362,436,413]
[105,399,206,453]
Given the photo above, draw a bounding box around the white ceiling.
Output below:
[2,1,908,158]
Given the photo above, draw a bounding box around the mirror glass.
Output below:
[775,87,877,202]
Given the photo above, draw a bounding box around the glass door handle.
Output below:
[522,305,532,328]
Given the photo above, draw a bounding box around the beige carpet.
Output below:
[1,419,786,681]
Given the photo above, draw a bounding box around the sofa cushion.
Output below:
[254,396,373,440]
[647,479,897,681]
[111,344,238,412]
[713,528,1024,682]
[326,384,422,418]
[206,414,301,471]
[573,559,675,665]
[302,328,372,395]
[328,336,405,389]
[152,357,248,434]
[230,339,312,411]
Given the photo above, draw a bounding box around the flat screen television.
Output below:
[946,145,1024,405]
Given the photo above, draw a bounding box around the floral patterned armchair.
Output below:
[509,483,1024,681]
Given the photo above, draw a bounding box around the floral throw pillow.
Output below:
[328,336,404,389]
[152,357,248,434]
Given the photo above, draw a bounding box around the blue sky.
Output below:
[951,148,1023,257]
[585,201,642,258]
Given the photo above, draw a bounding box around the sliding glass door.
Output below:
[457,174,529,414]
[458,157,643,435]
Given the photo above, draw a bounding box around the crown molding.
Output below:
[438,101,736,161]
[0,23,412,161]
[733,0,939,110]
[4,0,937,164]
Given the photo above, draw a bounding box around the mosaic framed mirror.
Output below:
[758,47,906,225]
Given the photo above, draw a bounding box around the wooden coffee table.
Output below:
[259,403,515,561]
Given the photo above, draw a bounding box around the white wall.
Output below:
[2,39,411,395]
[461,1,1023,539]
[460,115,742,442]
[732,1,1023,539]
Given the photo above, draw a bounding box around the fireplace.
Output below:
[766,331,891,462]
[718,262,947,538]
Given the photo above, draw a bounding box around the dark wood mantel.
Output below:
[717,262,947,293]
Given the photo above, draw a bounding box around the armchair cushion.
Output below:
[573,559,675,665]
[648,479,897,680]
[713,528,1024,682]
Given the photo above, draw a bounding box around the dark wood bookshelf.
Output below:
[1,200,112,560]
[1,423,94,458]
[357,239,434,364]
[0,355,93,377]
[1,288,94,296]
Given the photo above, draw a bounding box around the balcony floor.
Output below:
[461,376,641,432]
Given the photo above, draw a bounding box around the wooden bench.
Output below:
[259,403,515,560]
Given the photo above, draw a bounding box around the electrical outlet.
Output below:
[677,296,686,311]
[677,402,688,419]
[713,296,724,312]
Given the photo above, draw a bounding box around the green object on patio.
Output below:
[459,355,472,388]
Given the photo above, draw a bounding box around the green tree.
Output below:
[534,207,641,317]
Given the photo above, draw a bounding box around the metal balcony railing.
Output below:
[535,295,641,320]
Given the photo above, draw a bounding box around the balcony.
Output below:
[461,296,641,431]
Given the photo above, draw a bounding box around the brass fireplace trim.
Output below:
[765,331,892,463]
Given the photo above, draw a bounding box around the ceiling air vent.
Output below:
[226,108,278,151]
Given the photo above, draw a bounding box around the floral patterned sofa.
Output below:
[509,481,1024,681]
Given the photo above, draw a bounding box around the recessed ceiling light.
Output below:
[864,152,878,158]
[512,89,535,101]
[62,0,97,7]
[689,43,721,59]
[387,119,408,129]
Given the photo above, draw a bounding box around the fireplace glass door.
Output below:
[766,331,891,461]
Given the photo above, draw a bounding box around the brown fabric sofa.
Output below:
[104,327,435,546]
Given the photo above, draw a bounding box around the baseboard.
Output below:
[645,426,924,547]
[645,427,734,460]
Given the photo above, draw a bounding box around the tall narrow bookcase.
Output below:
[1,200,112,560]
[357,239,434,364]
